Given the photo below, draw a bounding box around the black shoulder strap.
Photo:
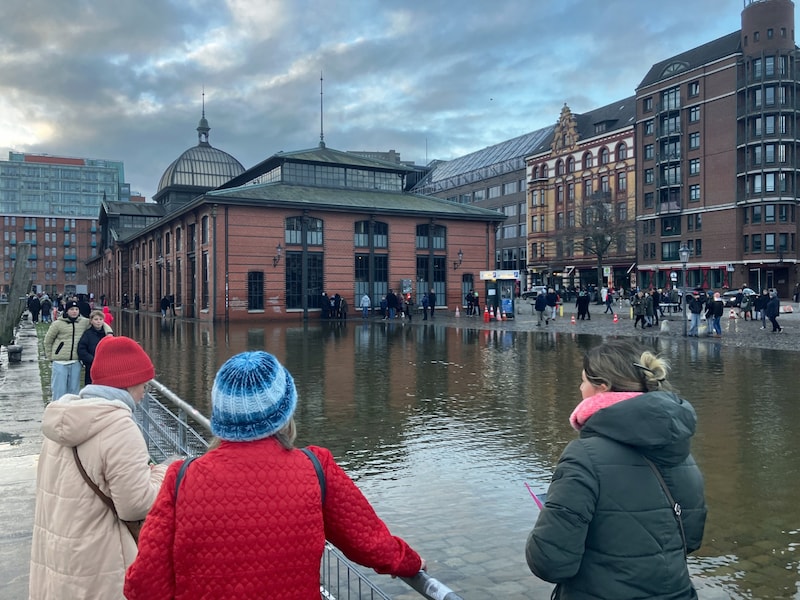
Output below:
[174,456,197,500]
[643,456,688,557]
[301,447,326,505]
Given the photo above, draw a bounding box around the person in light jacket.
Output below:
[30,336,170,600]
[526,339,706,599]
[125,351,426,599]
[360,293,371,319]
[43,300,91,402]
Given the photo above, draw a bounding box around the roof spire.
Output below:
[197,87,210,145]
[319,71,326,148]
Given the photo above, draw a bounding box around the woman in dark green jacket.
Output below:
[526,339,707,600]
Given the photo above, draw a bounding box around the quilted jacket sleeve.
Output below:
[124,461,181,600]
[102,417,167,522]
[309,446,423,578]
[525,440,597,582]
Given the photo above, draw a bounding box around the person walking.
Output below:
[28,293,42,323]
[124,351,427,599]
[77,310,114,386]
[160,295,170,318]
[765,289,783,333]
[707,292,724,337]
[40,294,53,323]
[687,291,704,337]
[526,339,706,599]
[631,290,646,329]
[360,293,371,319]
[428,289,437,319]
[535,291,548,326]
[30,336,171,599]
[755,288,769,329]
[545,288,558,323]
[422,293,430,320]
[603,287,614,314]
[44,300,91,402]
[575,289,591,321]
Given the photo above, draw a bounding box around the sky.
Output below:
[0,0,755,200]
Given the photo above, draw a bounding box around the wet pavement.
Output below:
[2,304,797,599]
[0,319,43,599]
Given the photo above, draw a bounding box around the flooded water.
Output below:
[117,313,799,599]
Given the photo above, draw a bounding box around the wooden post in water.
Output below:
[0,243,32,347]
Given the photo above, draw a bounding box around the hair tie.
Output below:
[633,362,665,383]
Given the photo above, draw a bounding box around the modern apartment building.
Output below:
[526,99,637,292]
[0,152,131,296]
[636,0,799,296]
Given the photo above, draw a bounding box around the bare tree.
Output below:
[562,191,630,290]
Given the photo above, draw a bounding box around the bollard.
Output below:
[6,345,23,363]
[570,314,576,325]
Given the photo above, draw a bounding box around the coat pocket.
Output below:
[55,341,64,355]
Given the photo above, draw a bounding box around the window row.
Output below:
[554,235,628,258]
[531,144,630,180]
[743,204,795,224]
[743,233,794,253]
[645,239,703,261]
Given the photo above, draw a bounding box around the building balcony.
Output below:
[63,266,77,273]
[63,226,70,232]
[63,254,77,261]
[9,239,16,245]
[63,241,70,247]
[24,224,37,231]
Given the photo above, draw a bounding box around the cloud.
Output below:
[0,0,745,199]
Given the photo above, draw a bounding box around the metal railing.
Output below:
[136,380,464,600]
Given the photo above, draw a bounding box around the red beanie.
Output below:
[90,336,155,389]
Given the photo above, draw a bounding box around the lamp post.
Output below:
[679,243,691,337]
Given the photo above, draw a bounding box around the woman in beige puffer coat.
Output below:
[30,337,169,600]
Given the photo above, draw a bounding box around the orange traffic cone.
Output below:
[455,306,460,317]
[613,313,619,324]
[570,314,576,325]
[501,309,507,321]
[483,305,490,323]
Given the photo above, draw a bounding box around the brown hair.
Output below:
[89,309,105,321]
[583,339,671,393]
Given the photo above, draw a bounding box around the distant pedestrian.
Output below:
[707,292,724,337]
[380,295,388,319]
[360,293,371,319]
[545,288,558,322]
[28,293,42,323]
[43,300,91,402]
[102,305,114,326]
[404,294,413,321]
[169,294,176,316]
[765,289,782,333]
[386,289,399,319]
[40,295,53,323]
[428,289,437,319]
[631,291,646,329]
[687,292,704,337]
[755,289,769,329]
[604,288,614,314]
[535,292,548,326]
[77,310,114,386]
[422,293,430,320]
[134,293,141,311]
[576,289,591,321]
[160,295,170,318]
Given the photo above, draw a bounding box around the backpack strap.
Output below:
[174,456,197,500]
[301,447,326,505]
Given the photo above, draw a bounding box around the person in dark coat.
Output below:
[160,295,170,318]
[77,310,113,385]
[421,293,429,321]
[526,339,706,600]
[706,292,725,337]
[544,288,558,322]
[40,295,53,323]
[765,289,782,332]
[534,292,548,326]
[427,289,437,319]
[386,289,399,319]
[77,295,92,319]
[134,293,141,311]
[755,288,769,329]
[28,294,42,322]
[575,289,591,321]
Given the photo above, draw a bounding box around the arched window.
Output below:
[556,160,565,176]
[583,153,593,169]
[616,143,628,160]
[541,164,549,179]
[567,157,575,173]
[532,165,539,179]
[599,147,610,165]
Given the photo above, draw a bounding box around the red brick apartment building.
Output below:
[636,0,799,297]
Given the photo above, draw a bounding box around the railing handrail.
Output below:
[148,378,212,431]
[140,379,465,600]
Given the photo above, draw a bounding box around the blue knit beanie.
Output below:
[210,351,298,442]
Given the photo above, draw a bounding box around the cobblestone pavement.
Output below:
[448,301,799,352]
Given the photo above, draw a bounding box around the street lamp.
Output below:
[452,248,463,270]
[679,243,691,337]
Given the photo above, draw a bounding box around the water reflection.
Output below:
[118,313,799,599]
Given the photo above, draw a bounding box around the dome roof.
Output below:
[156,113,245,194]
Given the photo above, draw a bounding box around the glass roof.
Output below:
[157,144,245,192]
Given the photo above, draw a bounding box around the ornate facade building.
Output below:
[526,99,637,292]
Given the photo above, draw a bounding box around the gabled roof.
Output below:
[638,31,741,90]
[573,96,636,139]
[101,199,165,218]
[413,126,554,195]
[205,181,504,222]
[219,144,416,191]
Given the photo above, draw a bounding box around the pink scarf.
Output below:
[569,391,642,431]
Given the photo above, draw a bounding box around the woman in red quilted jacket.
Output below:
[125,351,426,599]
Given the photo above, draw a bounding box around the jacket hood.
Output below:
[579,390,697,465]
[42,394,133,448]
